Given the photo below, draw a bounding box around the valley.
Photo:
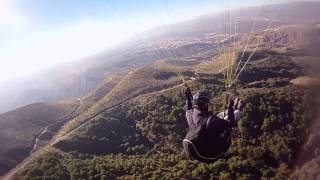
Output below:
[0,1,320,179]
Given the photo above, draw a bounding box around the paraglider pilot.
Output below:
[182,86,242,163]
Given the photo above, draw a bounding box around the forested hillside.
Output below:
[13,49,318,179]
[0,101,79,176]
[2,1,320,114]
[1,2,319,179]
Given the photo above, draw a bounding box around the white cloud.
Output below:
[0,0,28,31]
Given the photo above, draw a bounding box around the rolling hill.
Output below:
[1,1,320,179]
[7,30,320,179]
[1,1,320,114]
[0,101,79,176]
[12,46,317,179]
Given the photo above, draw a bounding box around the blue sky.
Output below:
[0,0,289,83]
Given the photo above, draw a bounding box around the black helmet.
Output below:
[193,91,210,106]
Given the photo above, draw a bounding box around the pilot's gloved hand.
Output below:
[227,93,234,109]
[226,90,237,109]
[184,86,192,101]
[234,97,242,111]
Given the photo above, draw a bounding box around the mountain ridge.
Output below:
[1,1,320,179]
[1,1,320,114]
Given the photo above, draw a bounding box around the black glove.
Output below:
[234,97,242,111]
[225,91,235,109]
[184,86,192,100]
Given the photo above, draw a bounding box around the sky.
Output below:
[0,0,291,83]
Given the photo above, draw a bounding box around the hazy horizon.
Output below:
[0,0,300,84]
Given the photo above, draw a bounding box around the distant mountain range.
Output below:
[1,1,320,114]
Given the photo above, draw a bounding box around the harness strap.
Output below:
[183,139,225,160]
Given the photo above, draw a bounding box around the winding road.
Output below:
[3,99,83,180]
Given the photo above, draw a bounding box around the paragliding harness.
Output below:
[183,115,232,164]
